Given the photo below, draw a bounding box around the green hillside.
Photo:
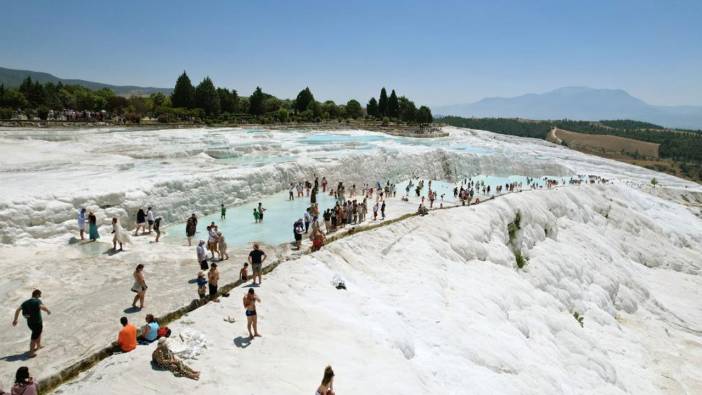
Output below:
[0,66,171,97]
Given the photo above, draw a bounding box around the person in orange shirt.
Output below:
[117,316,137,352]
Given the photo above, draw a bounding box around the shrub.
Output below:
[573,312,584,327]
[515,251,526,269]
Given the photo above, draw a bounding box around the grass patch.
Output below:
[515,250,527,269]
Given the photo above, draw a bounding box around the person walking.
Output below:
[220,203,226,220]
[131,264,147,310]
[186,214,197,246]
[88,211,99,241]
[243,288,261,339]
[316,366,335,395]
[12,290,50,357]
[248,243,267,285]
[381,200,386,220]
[111,217,130,251]
[208,263,220,302]
[77,208,87,240]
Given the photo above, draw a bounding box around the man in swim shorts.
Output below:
[243,288,261,339]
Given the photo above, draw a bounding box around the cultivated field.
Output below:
[548,127,660,159]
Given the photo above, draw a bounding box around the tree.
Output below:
[366,97,379,118]
[398,96,417,122]
[171,72,195,108]
[417,106,433,124]
[378,88,388,117]
[322,100,338,119]
[295,87,315,113]
[308,100,322,119]
[150,92,166,111]
[194,77,221,115]
[346,99,363,119]
[249,87,265,115]
[218,88,239,113]
[388,90,399,118]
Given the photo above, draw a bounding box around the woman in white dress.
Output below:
[111,217,131,251]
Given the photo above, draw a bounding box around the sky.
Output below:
[1,0,701,106]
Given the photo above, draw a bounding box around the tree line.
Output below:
[168,72,432,124]
[0,72,432,126]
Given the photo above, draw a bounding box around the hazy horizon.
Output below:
[2,0,701,107]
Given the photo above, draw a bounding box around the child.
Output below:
[196,272,207,300]
[253,208,260,223]
[239,262,249,282]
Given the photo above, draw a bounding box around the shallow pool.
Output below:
[165,189,342,248]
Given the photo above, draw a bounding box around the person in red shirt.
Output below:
[117,316,137,352]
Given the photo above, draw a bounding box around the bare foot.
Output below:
[254,333,262,337]
[27,352,37,358]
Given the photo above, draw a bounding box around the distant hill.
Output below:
[434,87,702,130]
[0,66,172,97]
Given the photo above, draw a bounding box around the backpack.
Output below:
[157,327,171,338]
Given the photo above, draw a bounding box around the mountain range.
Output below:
[434,87,702,130]
[0,66,172,97]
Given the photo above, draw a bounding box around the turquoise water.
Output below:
[396,175,576,202]
[167,175,577,249]
[166,190,342,248]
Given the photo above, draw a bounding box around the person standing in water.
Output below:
[257,202,266,222]
[153,217,162,242]
[111,217,130,251]
[217,231,229,260]
[186,213,197,246]
[289,183,295,201]
[381,200,386,220]
[12,289,51,357]
[253,208,260,223]
[248,243,267,285]
[131,264,147,310]
[316,366,335,395]
[77,208,87,240]
[88,211,99,241]
[243,288,261,339]
[146,207,155,234]
[135,208,146,236]
[220,203,226,220]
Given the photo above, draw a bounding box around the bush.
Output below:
[515,251,526,269]
[573,312,584,327]
[0,107,13,120]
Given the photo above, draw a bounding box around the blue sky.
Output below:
[1,0,701,106]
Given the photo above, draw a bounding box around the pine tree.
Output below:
[171,72,195,109]
[378,88,388,117]
[249,87,265,115]
[388,90,399,118]
[194,77,220,115]
[218,88,239,113]
[366,97,379,118]
[295,87,315,113]
[417,106,433,124]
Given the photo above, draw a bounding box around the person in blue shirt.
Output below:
[139,314,159,344]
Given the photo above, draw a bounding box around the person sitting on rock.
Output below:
[152,338,200,380]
